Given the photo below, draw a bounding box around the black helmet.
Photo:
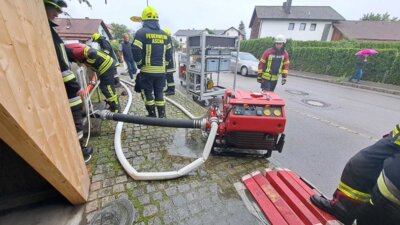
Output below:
[44,0,67,12]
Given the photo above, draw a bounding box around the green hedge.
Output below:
[240,38,400,85]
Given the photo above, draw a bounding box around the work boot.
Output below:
[145,105,156,117]
[165,86,175,96]
[106,99,120,113]
[310,194,358,225]
[81,147,93,163]
[157,105,166,118]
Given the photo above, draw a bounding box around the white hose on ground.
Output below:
[115,80,218,180]
[121,80,206,120]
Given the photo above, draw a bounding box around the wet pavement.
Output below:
[84,80,269,225]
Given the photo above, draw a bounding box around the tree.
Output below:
[238,20,246,40]
[110,23,130,41]
[204,28,215,34]
[361,12,399,21]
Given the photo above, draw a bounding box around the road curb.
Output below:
[289,73,400,96]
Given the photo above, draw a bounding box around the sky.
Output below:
[63,0,400,37]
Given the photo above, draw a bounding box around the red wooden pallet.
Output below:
[242,168,342,225]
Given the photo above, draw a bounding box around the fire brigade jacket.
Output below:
[49,20,82,108]
[132,21,173,75]
[65,44,115,76]
[258,48,289,81]
[338,123,400,205]
[166,39,176,74]
[97,36,113,55]
[83,47,115,76]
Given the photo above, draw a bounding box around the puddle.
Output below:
[166,128,206,158]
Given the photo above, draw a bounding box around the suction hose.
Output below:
[105,80,218,180]
[94,110,206,129]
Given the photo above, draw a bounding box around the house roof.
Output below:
[333,21,400,41]
[54,18,112,41]
[222,27,245,36]
[249,6,345,27]
[174,29,226,36]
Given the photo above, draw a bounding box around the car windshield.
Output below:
[239,53,257,61]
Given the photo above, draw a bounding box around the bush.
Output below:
[240,38,400,85]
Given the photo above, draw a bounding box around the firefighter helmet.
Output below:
[44,0,67,12]
[92,33,101,41]
[163,28,171,36]
[141,6,159,21]
[274,34,286,43]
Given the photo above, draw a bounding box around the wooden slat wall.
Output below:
[0,0,89,204]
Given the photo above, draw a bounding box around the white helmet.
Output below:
[274,34,286,44]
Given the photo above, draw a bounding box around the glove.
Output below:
[257,76,262,83]
[281,78,287,85]
[76,88,88,98]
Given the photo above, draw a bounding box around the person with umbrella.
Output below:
[349,49,378,83]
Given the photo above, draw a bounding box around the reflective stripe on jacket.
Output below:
[132,26,172,75]
[258,48,289,80]
[83,47,115,76]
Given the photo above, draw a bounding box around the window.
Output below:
[288,23,295,30]
[310,23,317,31]
[299,23,306,30]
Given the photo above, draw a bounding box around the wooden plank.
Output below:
[242,174,289,225]
[265,169,322,225]
[0,0,89,204]
[252,171,305,225]
[277,169,339,224]
[279,169,339,223]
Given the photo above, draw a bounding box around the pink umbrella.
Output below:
[355,49,379,56]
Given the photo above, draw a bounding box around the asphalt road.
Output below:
[176,71,400,195]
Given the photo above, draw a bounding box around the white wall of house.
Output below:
[224,28,239,37]
[223,28,244,40]
[259,20,334,41]
[98,26,110,40]
[176,35,187,49]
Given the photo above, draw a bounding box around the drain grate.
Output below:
[285,89,309,96]
[89,199,134,225]
[301,99,330,108]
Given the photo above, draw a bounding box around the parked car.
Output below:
[230,52,259,76]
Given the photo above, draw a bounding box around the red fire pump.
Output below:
[205,90,286,158]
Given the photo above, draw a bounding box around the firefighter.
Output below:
[92,33,119,66]
[163,28,176,96]
[65,43,120,113]
[257,34,289,92]
[311,123,400,225]
[132,6,173,118]
[44,0,93,162]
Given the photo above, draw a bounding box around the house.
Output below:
[332,21,400,42]
[249,0,345,41]
[54,17,113,48]
[174,28,245,50]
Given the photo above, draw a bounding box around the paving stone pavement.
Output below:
[85,80,270,225]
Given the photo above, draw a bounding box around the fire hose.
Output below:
[94,80,219,180]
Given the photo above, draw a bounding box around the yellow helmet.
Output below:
[141,6,159,21]
[92,33,100,41]
[163,28,171,36]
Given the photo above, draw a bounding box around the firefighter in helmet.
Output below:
[44,0,93,162]
[132,6,173,118]
[163,28,176,96]
[65,43,120,113]
[92,32,119,66]
[257,34,289,92]
[311,123,400,225]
